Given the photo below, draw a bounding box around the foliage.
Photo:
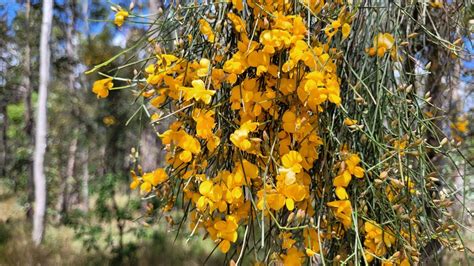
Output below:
[89,0,472,265]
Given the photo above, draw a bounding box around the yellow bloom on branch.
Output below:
[114,8,129,27]
[367,33,395,57]
[181,80,216,104]
[92,77,113,98]
[199,19,215,43]
[230,120,258,151]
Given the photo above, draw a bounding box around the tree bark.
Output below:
[80,148,89,213]
[0,102,7,177]
[59,136,77,221]
[65,0,76,91]
[32,0,53,246]
[23,0,35,216]
[140,126,160,172]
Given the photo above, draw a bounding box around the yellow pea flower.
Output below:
[333,170,352,187]
[230,120,258,151]
[335,186,349,200]
[281,150,303,174]
[196,58,211,77]
[129,171,140,190]
[280,232,296,249]
[282,247,304,266]
[92,77,113,98]
[143,168,168,187]
[199,19,215,43]
[452,117,468,133]
[193,109,215,139]
[231,0,243,12]
[368,33,395,57]
[114,8,129,27]
[342,23,351,39]
[303,228,321,256]
[247,50,270,76]
[345,154,364,178]
[343,118,358,126]
[227,13,246,33]
[430,0,443,8]
[327,200,352,229]
[182,79,216,104]
[214,215,239,253]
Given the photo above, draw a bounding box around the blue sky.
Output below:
[1,0,472,78]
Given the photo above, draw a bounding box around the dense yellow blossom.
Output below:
[89,0,463,264]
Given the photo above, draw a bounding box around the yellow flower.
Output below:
[182,80,216,104]
[196,58,211,77]
[281,151,303,174]
[303,228,321,256]
[344,118,358,126]
[346,154,364,178]
[231,0,243,12]
[259,29,292,54]
[178,134,201,155]
[333,170,352,187]
[193,109,215,139]
[140,168,169,193]
[227,13,246,33]
[324,19,342,38]
[114,8,129,27]
[247,50,270,76]
[282,247,304,266]
[327,200,352,229]
[280,232,296,249]
[214,215,239,253]
[302,0,325,14]
[230,120,258,151]
[452,117,468,133]
[199,19,215,43]
[364,221,396,260]
[130,171,140,190]
[335,186,349,200]
[368,33,395,57]
[92,78,113,98]
[342,23,351,39]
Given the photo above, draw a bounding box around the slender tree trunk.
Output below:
[79,0,89,214]
[59,136,77,221]
[23,0,35,215]
[32,0,53,246]
[81,148,89,213]
[0,102,7,177]
[140,127,160,172]
[66,0,76,91]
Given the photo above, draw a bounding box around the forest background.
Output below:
[0,0,473,265]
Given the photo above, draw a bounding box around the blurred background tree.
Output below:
[0,0,471,265]
[0,0,221,264]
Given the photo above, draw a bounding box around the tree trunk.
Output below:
[23,0,35,216]
[65,0,76,91]
[140,126,160,172]
[0,102,7,177]
[59,136,77,222]
[80,148,89,213]
[32,0,53,246]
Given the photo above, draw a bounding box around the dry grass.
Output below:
[0,180,223,266]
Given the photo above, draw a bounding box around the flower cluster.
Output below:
[90,0,466,265]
